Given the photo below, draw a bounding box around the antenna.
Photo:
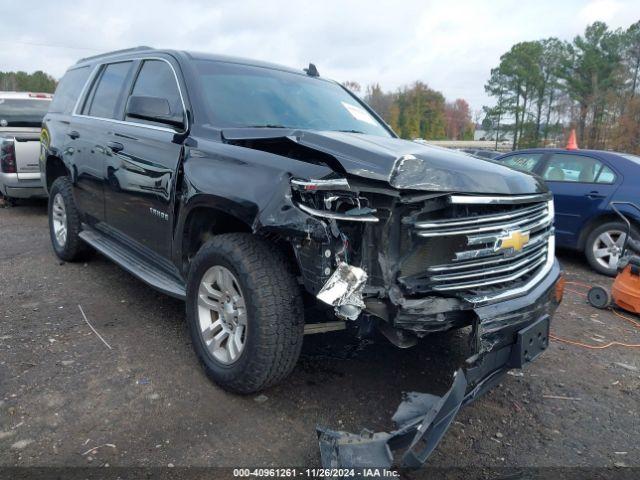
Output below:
[304,63,319,77]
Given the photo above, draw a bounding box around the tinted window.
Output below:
[542,153,604,183]
[49,67,91,114]
[0,99,51,127]
[500,153,543,172]
[87,62,132,119]
[476,150,500,159]
[126,60,183,126]
[596,165,616,184]
[194,61,391,137]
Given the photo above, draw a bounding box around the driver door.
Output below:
[103,58,186,258]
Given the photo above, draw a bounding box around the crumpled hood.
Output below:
[221,128,547,195]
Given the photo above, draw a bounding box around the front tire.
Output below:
[585,221,638,276]
[186,233,304,394]
[48,177,87,262]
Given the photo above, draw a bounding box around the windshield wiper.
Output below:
[246,124,294,129]
[334,129,366,134]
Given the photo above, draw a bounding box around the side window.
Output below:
[542,153,604,183]
[596,165,616,184]
[125,60,183,126]
[87,62,133,119]
[49,67,91,114]
[500,153,543,172]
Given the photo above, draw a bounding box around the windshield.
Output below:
[0,98,50,127]
[195,61,391,137]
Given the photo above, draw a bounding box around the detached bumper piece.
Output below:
[317,369,467,469]
[316,315,554,469]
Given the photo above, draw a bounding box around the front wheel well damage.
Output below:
[181,206,300,277]
[182,207,251,265]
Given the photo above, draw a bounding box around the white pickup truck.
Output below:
[0,92,52,202]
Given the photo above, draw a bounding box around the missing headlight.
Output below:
[291,178,379,222]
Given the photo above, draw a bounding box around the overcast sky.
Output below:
[1,0,638,111]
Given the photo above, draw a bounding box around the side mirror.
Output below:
[125,95,184,129]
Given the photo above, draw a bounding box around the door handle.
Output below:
[67,130,80,139]
[586,191,606,199]
[107,141,124,153]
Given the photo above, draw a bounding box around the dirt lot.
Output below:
[1,200,639,472]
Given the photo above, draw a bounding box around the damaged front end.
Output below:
[220,127,563,469]
[316,260,562,468]
[285,175,563,469]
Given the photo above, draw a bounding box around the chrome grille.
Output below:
[400,194,555,302]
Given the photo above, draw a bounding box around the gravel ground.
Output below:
[1,200,639,473]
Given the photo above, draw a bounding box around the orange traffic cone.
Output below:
[566,129,578,150]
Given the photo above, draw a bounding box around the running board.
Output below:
[79,230,186,300]
[304,321,346,335]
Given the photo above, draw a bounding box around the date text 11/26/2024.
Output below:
[233,468,400,478]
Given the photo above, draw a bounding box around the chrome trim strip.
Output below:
[416,208,550,238]
[414,202,546,229]
[466,215,551,245]
[449,193,551,205]
[430,248,547,282]
[463,236,556,305]
[455,228,553,262]
[295,202,379,222]
[71,114,179,133]
[291,178,351,191]
[428,239,548,272]
[433,255,547,291]
[72,56,188,134]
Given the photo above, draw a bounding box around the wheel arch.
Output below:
[44,155,70,193]
[577,212,640,251]
[176,195,302,280]
[178,200,253,270]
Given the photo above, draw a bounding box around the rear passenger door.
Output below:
[540,153,620,248]
[72,61,134,223]
[103,58,186,258]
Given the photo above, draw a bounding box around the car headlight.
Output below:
[290,178,378,222]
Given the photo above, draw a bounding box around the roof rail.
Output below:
[76,46,154,64]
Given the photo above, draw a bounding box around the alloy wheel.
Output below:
[592,229,626,271]
[52,193,68,247]
[197,265,247,364]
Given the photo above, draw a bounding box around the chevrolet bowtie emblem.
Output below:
[497,230,530,255]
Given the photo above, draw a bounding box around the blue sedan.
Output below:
[495,148,640,276]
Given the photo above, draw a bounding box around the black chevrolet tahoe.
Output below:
[41,47,562,414]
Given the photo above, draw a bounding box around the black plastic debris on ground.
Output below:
[317,369,467,468]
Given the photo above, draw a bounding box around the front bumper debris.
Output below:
[318,369,468,469]
[317,261,562,469]
[316,262,367,320]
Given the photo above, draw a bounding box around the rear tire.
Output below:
[585,221,638,277]
[48,177,88,262]
[186,233,304,394]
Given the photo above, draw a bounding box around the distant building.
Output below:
[474,127,513,143]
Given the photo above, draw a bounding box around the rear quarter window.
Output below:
[499,153,543,172]
[49,66,91,114]
[596,165,616,184]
